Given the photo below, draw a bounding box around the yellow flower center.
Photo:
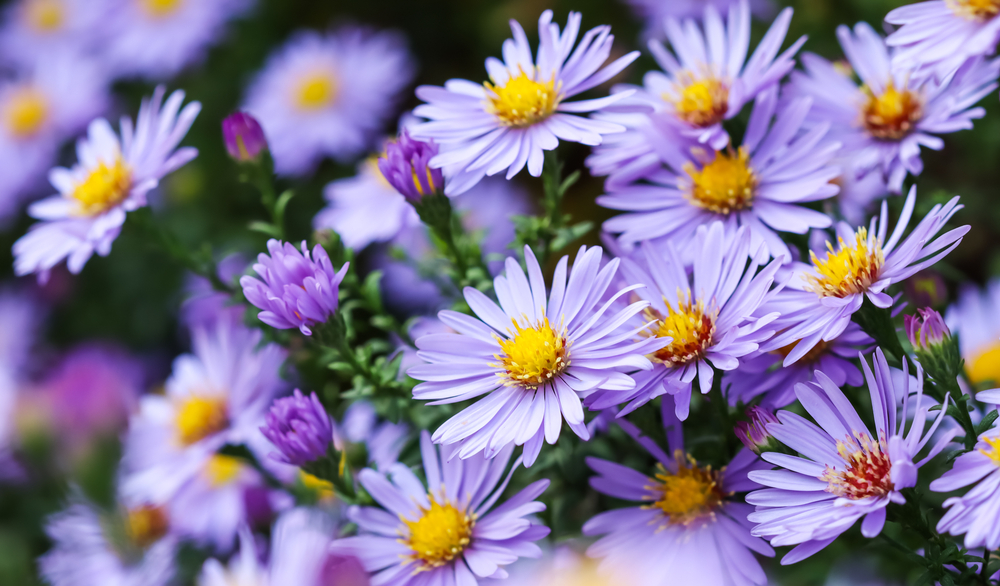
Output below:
[4,87,48,139]
[774,339,830,363]
[667,73,730,128]
[644,296,717,367]
[125,505,169,549]
[979,436,1000,465]
[947,0,1000,19]
[805,228,885,298]
[647,452,725,526]
[295,72,338,111]
[821,433,893,500]
[299,471,336,502]
[174,395,228,446]
[493,317,570,389]
[24,0,64,32]
[685,147,756,215]
[403,497,474,570]
[861,82,923,141]
[485,70,561,128]
[71,158,133,216]
[140,0,183,18]
[969,343,1000,387]
[203,455,244,487]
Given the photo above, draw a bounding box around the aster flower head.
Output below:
[408,244,665,466]
[583,399,774,585]
[887,0,1000,81]
[411,10,640,195]
[785,22,999,193]
[0,0,104,65]
[598,90,838,259]
[222,111,267,163]
[377,130,444,201]
[931,424,1000,549]
[946,280,1000,395]
[762,188,969,364]
[244,28,415,176]
[13,86,200,281]
[261,389,333,467]
[587,223,782,421]
[331,431,550,585]
[240,239,350,336]
[747,350,955,564]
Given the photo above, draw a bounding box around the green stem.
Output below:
[709,367,737,460]
[538,151,568,266]
[852,298,906,364]
[981,549,991,585]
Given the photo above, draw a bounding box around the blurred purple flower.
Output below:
[261,389,333,466]
[222,111,268,162]
[377,130,443,201]
[887,1,1000,81]
[0,0,106,66]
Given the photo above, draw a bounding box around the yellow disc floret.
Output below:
[647,452,726,526]
[4,87,48,139]
[685,147,757,215]
[72,158,133,216]
[174,395,228,446]
[204,455,244,487]
[486,70,560,128]
[403,497,474,570]
[969,343,1000,387]
[125,505,169,549]
[645,295,717,367]
[861,82,923,141]
[805,228,885,298]
[295,72,338,111]
[494,317,569,389]
[979,435,1000,466]
[947,0,1000,20]
[667,73,730,128]
[24,0,63,32]
[140,0,183,18]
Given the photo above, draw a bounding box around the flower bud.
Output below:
[377,130,444,201]
[222,111,267,162]
[260,390,333,466]
[734,406,780,455]
[905,308,951,352]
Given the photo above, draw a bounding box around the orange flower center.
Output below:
[647,452,726,526]
[862,82,923,141]
[685,147,757,215]
[666,72,730,128]
[821,433,893,500]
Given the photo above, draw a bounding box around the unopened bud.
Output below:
[377,130,444,201]
[222,111,268,162]
[734,406,780,455]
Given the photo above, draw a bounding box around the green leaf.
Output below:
[248,220,281,238]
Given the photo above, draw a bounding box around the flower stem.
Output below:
[853,297,906,364]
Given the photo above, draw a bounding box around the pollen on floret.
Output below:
[821,432,894,499]
[4,87,48,139]
[24,0,64,32]
[667,72,730,128]
[125,505,169,549]
[493,317,570,389]
[644,295,717,367]
[295,72,338,111]
[72,158,133,216]
[805,228,885,299]
[203,454,244,487]
[174,395,228,446]
[685,148,757,215]
[969,343,1000,387]
[403,496,474,570]
[485,70,561,128]
[646,451,726,526]
[861,82,923,141]
[947,0,1000,20]
[979,435,1000,466]
[141,0,184,18]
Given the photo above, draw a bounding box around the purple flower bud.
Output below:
[240,240,348,336]
[260,390,333,466]
[376,130,444,201]
[734,406,779,455]
[905,308,952,351]
[222,111,267,162]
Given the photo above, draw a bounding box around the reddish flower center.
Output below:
[947,0,1000,20]
[821,433,894,500]
[644,295,717,367]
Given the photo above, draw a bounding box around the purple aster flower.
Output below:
[887,1,1000,81]
[583,399,774,584]
[746,350,955,564]
[785,22,999,193]
[946,280,1000,396]
[0,0,105,66]
[244,28,415,175]
[222,111,267,162]
[761,188,969,364]
[330,431,550,585]
[931,424,1000,549]
[726,321,872,408]
[411,10,640,196]
[834,156,891,226]
[338,400,408,472]
[261,389,334,466]
[98,0,251,81]
[587,223,782,420]
[377,129,444,201]
[905,307,952,351]
[240,239,350,336]
[408,245,664,466]
[13,86,200,281]
[598,91,838,259]
[625,0,776,40]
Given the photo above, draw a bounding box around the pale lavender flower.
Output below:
[834,157,891,226]
[408,245,664,466]
[931,424,1000,549]
[0,0,104,66]
[338,400,408,472]
[377,130,444,201]
[785,22,999,193]
[222,111,267,162]
[244,28,415,176]
[240,239,349,336]
[411,10,639,195]
[330,431,550,585]
[625,0,776,40]
[586,223,782,421]
[261,390,333,466]
[584,399,774,585]
[13,87,200,280]
[887,1,1000,80]
[946,280,1000,396]
[747,350,955,564]
[762,188,969,364]
[598,91,838,259]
